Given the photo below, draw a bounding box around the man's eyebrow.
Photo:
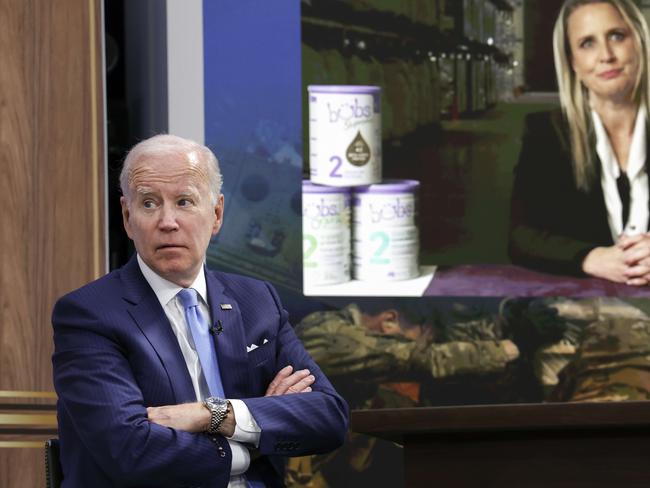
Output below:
[134,187,156,197]
[177,187,201,198]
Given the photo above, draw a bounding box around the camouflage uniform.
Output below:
[541,297,649,324]
[546,304,650,402]
[295,304,517,383]
[528,298,650,402]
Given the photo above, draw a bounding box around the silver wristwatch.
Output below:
[203,397,229,434]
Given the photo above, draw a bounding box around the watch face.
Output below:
[205,398,228,425]
[204,397,227,434]
[206,397,225,408]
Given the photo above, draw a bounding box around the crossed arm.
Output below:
[146,365,315,436]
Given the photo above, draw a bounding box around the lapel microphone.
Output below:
[210,320,223,336]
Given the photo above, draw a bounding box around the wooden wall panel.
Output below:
[0,0,105,485]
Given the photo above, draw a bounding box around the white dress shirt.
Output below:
[137,255,262,487]
[593,107,649,241]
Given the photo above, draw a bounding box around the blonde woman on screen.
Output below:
[509,0,650,286]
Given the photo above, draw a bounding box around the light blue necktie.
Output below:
[178,289,265,488]
[177,288,225,398]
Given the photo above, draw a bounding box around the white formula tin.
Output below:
[302,181,351,286]
[308,85,382,187]
[352,179,419,226]
[352,180,420,281]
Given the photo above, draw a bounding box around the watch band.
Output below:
[203,396,229,434]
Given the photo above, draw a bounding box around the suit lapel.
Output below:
[205,270,251,398]
[120,256,197,404]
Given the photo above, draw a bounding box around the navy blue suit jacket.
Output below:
[52,255,348,487]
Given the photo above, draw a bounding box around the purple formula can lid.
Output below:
[308,85,381,94]
[303,180,351,194]
[353,179,420,194]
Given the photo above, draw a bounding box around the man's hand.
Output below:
[147,402,209,433]
[265,365,315,396]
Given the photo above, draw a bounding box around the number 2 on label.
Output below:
[303,235,318,267]
[370,231,390,264]
[329,156,342,178]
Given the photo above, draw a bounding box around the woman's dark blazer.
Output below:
[508,109,617,276]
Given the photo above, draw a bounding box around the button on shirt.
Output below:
[137,255,262,488]
[593,108,649,240]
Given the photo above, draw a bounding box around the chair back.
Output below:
[45,438,63,488]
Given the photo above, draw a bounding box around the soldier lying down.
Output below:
[295,302,520,383]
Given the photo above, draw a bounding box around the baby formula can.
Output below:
[352,180,420,281]
[308,85,382,187]
[302,180,351,286]
[352,179,419,226]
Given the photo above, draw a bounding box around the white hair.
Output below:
[120,134,223,204]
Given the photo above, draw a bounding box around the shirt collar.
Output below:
[592,107,647,180]
[136,254,209,309]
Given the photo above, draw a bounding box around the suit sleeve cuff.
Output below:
[227,399,261,447]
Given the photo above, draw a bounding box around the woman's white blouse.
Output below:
[593,107,649,241]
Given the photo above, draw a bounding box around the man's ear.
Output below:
[211,194,225,236]
[377,309,401,335]
[120,196,133,239]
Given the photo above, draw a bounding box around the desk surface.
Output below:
[351,401,650,443]
[425,264,650,297]
[303,264,650,297]
[352,402,650,487]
